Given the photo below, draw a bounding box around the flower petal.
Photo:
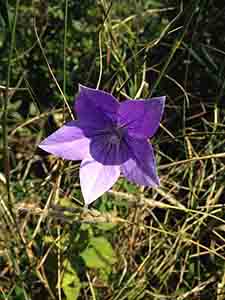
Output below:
[80,157,120,205]
[75,85,119,130]
[121,137,160,186]
[39,121,90,160]
[118,97,165,139]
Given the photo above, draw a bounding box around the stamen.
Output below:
[109,134,120,144]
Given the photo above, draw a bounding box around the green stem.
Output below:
[3,0,20,208]
[63,0,68,95]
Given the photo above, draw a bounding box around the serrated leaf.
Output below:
[81,236,117,270]
[62,260,81,300]
[81,247,106,269]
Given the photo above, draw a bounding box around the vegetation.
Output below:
[0,0,225,299]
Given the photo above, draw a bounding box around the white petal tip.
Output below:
[83,196,98,206]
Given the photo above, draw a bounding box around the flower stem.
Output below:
[2,0,20,209]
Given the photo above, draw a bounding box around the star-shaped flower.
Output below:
[39,85,165,205]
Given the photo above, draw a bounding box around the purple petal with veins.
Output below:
[80,156,120,205]
[121,136,160,186]
[39,121,90,161]
[118,97,165,139]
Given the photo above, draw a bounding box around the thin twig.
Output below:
[159,152,225,170]
[33,15,74,120]
[177,276,216,300]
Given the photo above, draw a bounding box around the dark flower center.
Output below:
[108,126,124,145]
[89,124,129,165]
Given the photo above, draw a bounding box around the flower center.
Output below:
[108,126,124,145]
[109,134,120,144]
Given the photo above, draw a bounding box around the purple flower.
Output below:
[39,85,165,205]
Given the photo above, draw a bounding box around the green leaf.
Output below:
[62,260,81,300]
[81,236,117,269]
